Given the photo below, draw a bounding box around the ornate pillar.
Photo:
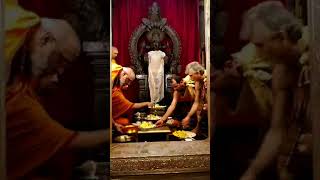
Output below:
[308,0,320,179]
[199,0,205,51]
[0,0,6,178]
[82,42,109,129]
[82,42,109,162]
[204,0,210,137]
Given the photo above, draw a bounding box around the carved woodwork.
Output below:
[81,42,110,165]
[64,0,109,41]
[165,74,175,93]
[82,42,109,129]
[128,2,181,75]
[136,75,149,101]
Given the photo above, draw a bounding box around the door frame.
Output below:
[308,0,320,179]
[0,0,7,179]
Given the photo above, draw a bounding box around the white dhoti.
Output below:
[148,50,165,103]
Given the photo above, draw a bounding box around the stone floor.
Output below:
[111,140,210,158]
[110,140,210,177]
[111,172,210,180]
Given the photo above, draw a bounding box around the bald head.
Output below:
[120,67,135,90]
[27,18,80,87]
[122,67,135,80]
[40,18,80,61]
[112,46,119,59]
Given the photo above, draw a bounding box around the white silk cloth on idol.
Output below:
[148,50,165,103]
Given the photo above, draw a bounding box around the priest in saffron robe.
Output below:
[5,1,109,179]
[112,67,153,133]
[111,46,122,84]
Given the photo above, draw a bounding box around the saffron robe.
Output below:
[112,87,134,125]
[6,81,77,179]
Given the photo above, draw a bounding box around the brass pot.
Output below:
[122,125,139,134]
[114,135,135,143]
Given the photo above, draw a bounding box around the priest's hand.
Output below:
[191,127,199,134]
[182,116,191,128]
[155,119,165,127]
[203,103,208,111]
[147,102,154,108]
[114,123,124,133]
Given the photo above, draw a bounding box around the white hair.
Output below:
[240,1,302,42]
[185,61,205,75]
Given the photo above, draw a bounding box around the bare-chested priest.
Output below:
[213,2,311,179]
[237,2,311,180]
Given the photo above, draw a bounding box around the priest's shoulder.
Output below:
[112,86,123,94]
[6,91,42,115]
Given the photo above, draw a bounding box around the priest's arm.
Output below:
[182,81,201,128]
[156,91,179,126]
[240,65,289,179]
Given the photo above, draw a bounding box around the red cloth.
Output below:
[18,0,66,18]
[112,0,201,75]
